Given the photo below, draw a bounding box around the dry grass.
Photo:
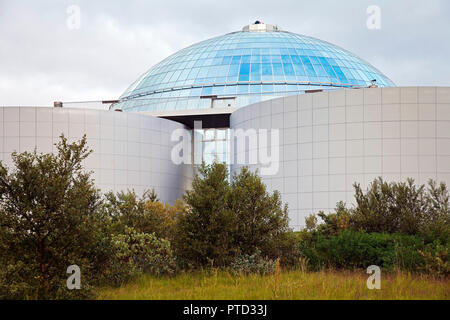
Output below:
[98,270,450,300]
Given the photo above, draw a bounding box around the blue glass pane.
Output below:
[283,63,295,76]
[293,63,305,76]
[238,63,250,81]
[231,56,241,64]
[241,55,251,63]
[250,85,261,93]
[228,64,239,77]
[116,28,395,112]
[250,63,261,81]
[224,85,236,95]
[272,63,284,81]
[201,87,212,95]
[262,63,272,75]
[262,84,273,93]
[238,84,249,94]
[222,56,232,64]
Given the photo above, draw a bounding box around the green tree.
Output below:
[174,162,234,267]
[174,163,291,268]
[421,180,450,243]
[351,178,449,239]
[0,135,108,299]
[103,189,184,241]
[229,167,290,257]
[107,226,176,286]
[312,177,449,242]
[103,189,158,234]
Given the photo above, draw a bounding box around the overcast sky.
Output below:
[0,0,449,106]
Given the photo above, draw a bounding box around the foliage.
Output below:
[100,191,184,286]
[174,162,235,267]
[310,178,449,242]
[103,189,184,241]
[315,202,351,236]
[174,162,290,268]
[229,167,290,257]
[262,231,301,267]
[229,249,276,276]
[0,135,108,299]
[3,138,449,299]
[304,213,318,232]
[298,230,432,272]
[299,178,450,276]
[104,227,176,286]
[419,243,449,277]
[351,178,449,239]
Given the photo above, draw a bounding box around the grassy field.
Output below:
[98,270,450,300]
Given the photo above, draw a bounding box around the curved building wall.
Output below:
[230,87,450,230]
[0,107,193,204]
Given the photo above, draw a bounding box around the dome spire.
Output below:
[242,21,279,32]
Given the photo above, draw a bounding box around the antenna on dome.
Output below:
[242,21,279,32]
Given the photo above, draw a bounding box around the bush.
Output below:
[298,230,427,272]
[0,135,108,299]
[311,178,450,244]
[316,202,351,236]
[229,249,276,276]
[174,163,291,268]
[262,231,302,267]
[104,190,184,242]
[229,167,290,258]
[105,227,176,286]
[419,243,449,277]
[103,190,184,239]
[352,178,450,239]
[298,178,450,275]
[174,162,235,267]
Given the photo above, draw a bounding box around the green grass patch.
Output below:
[98,270,449,300]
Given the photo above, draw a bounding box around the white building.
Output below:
[2,23,449,229]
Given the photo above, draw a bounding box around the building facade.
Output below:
[0,107,192,204]
[2,23,449,229]
[230,87,450,228]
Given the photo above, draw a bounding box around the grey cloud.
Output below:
[0,0,449,106]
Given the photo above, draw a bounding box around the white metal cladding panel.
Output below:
[230,87,450,230]
[0,107,193,204]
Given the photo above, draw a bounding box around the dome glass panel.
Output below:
[113,24,394,112]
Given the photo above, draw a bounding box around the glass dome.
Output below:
[113,23,394,112]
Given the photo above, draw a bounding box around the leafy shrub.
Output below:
[262,231,302,267]
[305,213,318,232]
[229,167,290,258]
[105,227,176,286]
[312,178,450,244]
[350,178,450,237]
[174,163,291,268]
[298,230,427,272]
[316,202,351,236]
[0,135,108,299]
[174,162,235,267]
[299,178,450,274]
[419,243,449,277]
[103,189,184,241]
[229,249,276,276]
